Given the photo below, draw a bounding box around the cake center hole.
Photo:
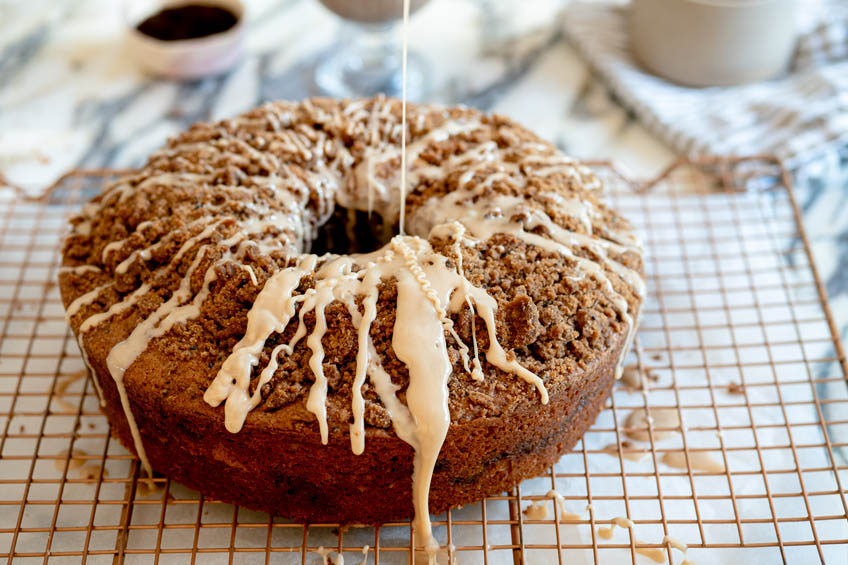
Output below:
[309,206,397,256]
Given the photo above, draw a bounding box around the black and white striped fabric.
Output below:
[562,0,848,174]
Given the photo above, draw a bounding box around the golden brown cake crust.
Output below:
[59,96,643,523]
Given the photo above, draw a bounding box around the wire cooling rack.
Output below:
[0,157,846,564]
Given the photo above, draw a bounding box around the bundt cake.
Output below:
[59,96,644,556]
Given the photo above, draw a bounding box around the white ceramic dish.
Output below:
[125,0,245,80]
[630,0,798,87]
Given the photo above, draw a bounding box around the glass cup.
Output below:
[314,0,430,100]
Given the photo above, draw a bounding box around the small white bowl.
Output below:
[125,0,245,80]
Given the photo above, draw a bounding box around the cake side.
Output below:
[83,304,624,523]
[62,233,631,523]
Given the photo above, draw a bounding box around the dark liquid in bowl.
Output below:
[136,4,238,41]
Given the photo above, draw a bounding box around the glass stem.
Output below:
[340,20,401,78]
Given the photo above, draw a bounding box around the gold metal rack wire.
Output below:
[0,157,846,564]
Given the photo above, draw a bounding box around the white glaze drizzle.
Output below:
[204,235,548,558]
[70,210,292,474]
[100,220,155,262]
[409,187,644,378]
[58,265,101,275]
[546,489,583,521]
[62,97,644,557]
[75,335,105,406]
[399,0,410,236]
[106,244,212,476]
[65,283,112,319]
[80,282,152,333]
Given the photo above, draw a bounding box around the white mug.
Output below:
[630,0,799,87]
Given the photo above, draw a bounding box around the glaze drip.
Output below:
[204,234,549,554]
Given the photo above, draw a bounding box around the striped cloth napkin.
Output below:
[561,0,848,176]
